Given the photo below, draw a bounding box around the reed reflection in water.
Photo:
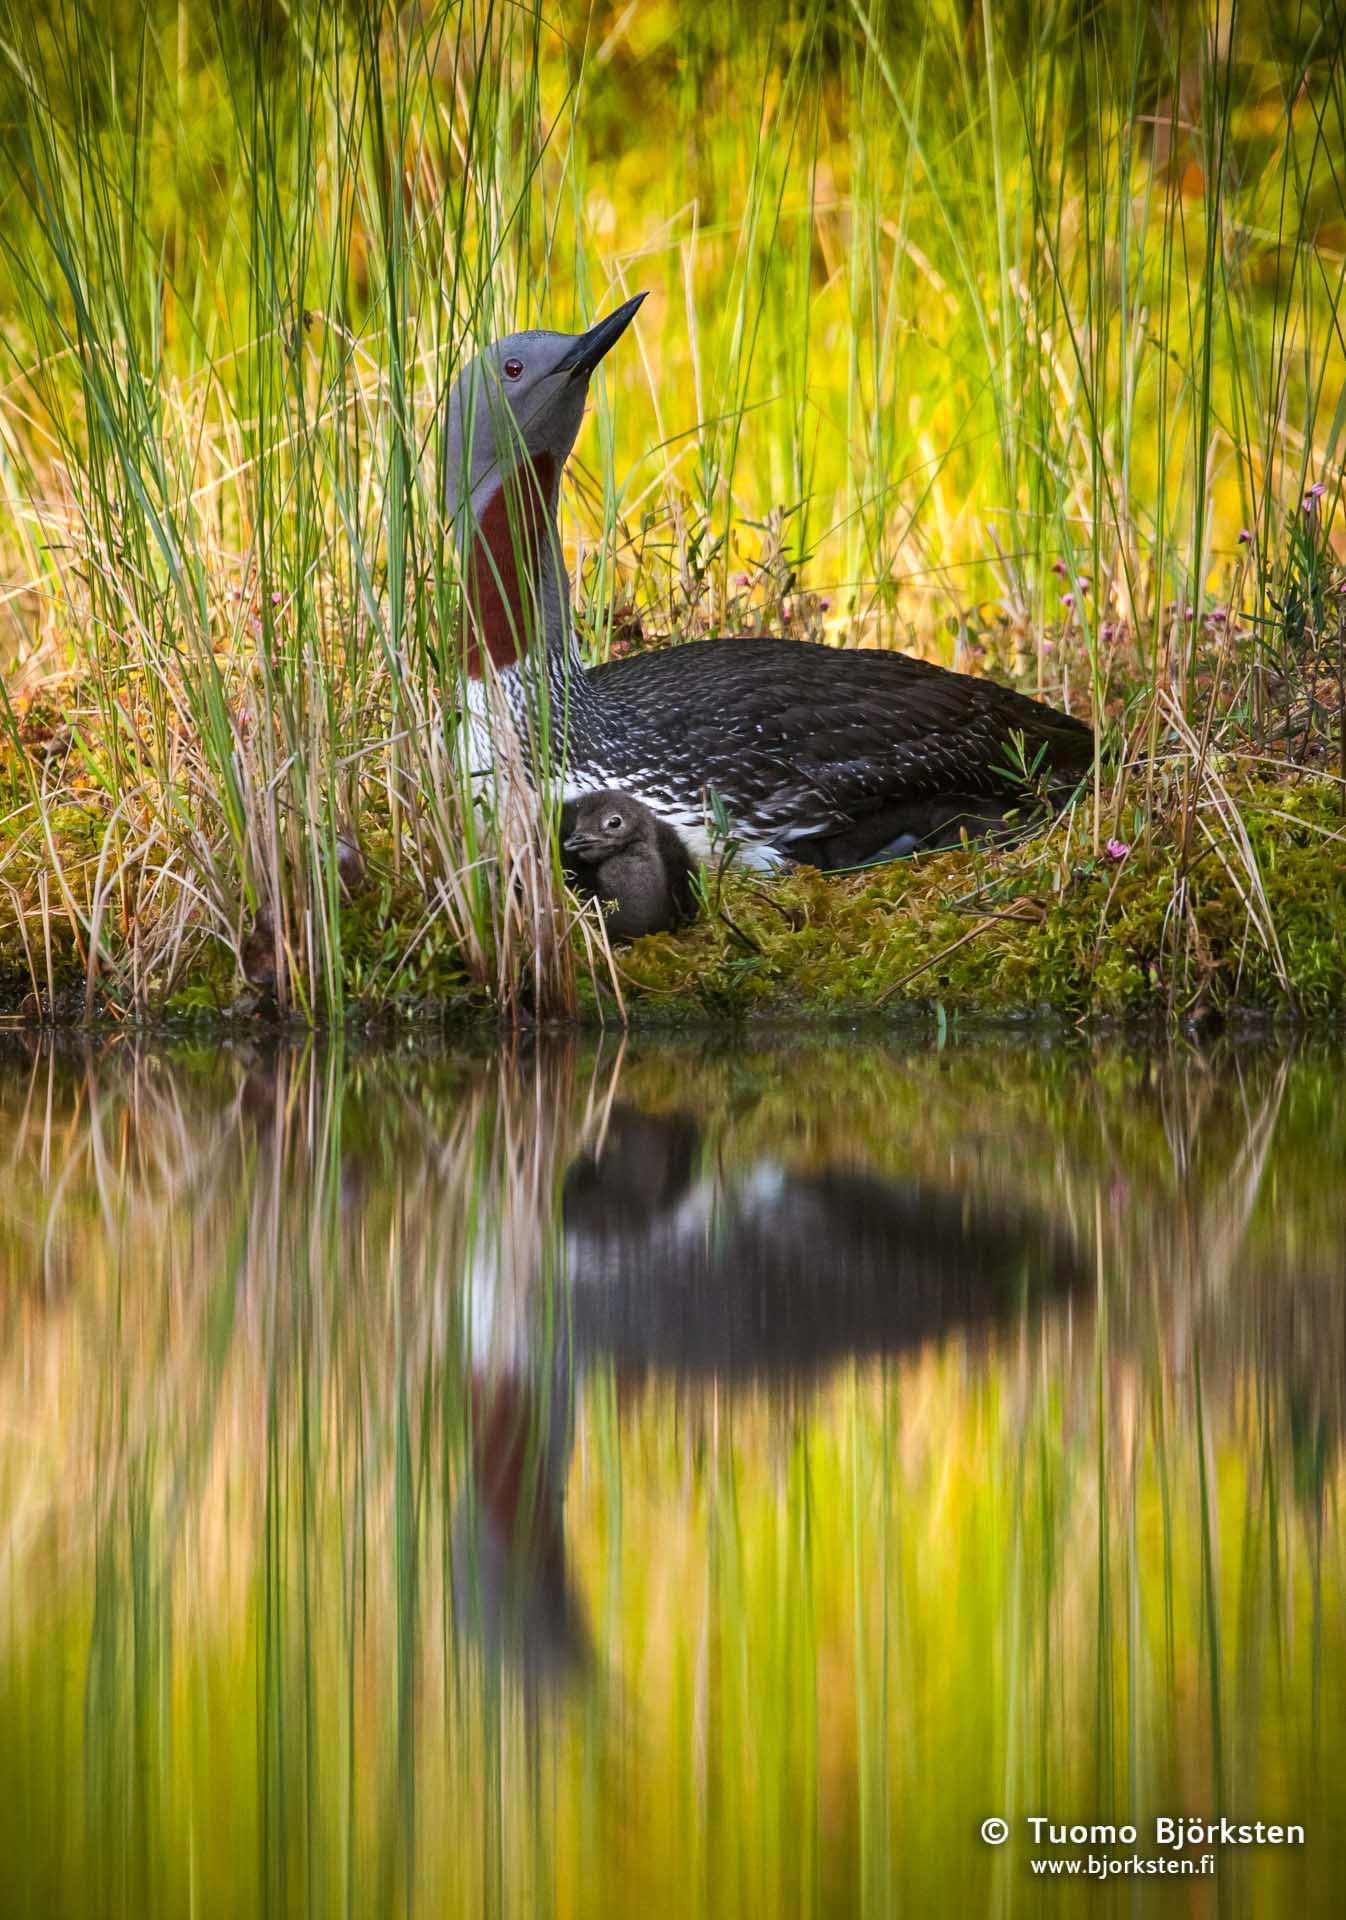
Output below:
[1,1033,1343,1917]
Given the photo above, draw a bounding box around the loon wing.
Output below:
[584,637,1092,854]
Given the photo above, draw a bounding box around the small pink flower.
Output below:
[1208,607,1227,625]
[734,571,750,588]
[1099,623,1116,643]
[1077,576,1091,593]
[1041,639,1054,654]
[1061,592,1075,610]
[781,598,793,619]
[231,586,243,601]
[1105,838,1131,861]
[1051,558,1069,578]
[271,591,282,604]
[1237,528,1253,545]
[819,597,831,612]
[1303,481,1326,513]
[1184,607,1194,621]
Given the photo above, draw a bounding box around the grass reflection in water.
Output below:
[1,1034,1343,1917]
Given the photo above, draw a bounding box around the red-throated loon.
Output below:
[443,294,1093,868]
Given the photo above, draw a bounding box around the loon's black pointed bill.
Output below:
[558,292,647,380]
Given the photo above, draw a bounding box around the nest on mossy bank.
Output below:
[4,771,1344,1028]
[587,776,1346,1026]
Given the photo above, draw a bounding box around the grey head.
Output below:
[563,789,655,862]
[443,293,646,525]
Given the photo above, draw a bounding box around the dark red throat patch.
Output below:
[469,1373,562,1562]
[463,452,557,677]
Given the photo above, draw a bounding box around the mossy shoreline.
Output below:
[5,775,1343,1033]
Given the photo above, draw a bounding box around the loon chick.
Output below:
[444,295,1094,869]
[562,790,698,940]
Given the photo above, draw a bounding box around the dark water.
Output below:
[1,1032,1343,1916]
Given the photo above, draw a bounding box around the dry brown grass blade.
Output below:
[1159,691,1292,1002]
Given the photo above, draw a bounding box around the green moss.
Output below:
[595,779,1346,1026]
[4,771,1345,1029]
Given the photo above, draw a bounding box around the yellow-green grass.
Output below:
[1,0,1344,1021]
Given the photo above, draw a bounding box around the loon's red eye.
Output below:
[503,357,524,379]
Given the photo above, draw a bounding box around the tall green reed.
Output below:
[0,1,1343,1019]
[0,0,605,1018]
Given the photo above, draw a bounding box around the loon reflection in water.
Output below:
[562,1105,1083,1376]
[460,1100,1082,1684]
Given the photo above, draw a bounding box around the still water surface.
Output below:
[1,1033,1343,1917]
